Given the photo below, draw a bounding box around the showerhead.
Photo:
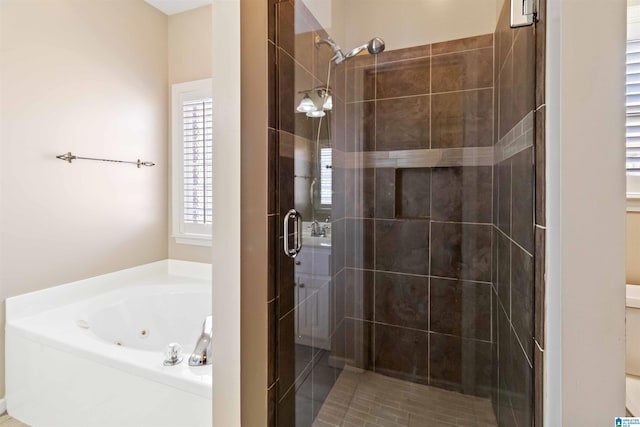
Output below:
[367,37,386,55]
[315,36,386,64]
[344,37,386,60]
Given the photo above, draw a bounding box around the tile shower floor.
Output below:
[0,414,27,427]
[313,370,497,427]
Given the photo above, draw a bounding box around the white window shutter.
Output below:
[320,147,332,205]
[627,40,640,174]
[183,99,213,225]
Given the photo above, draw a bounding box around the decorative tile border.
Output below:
[334,147,495,169]
[332,111,534,170]
[494,111,535,164]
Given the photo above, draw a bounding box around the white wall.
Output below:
[168,5,213,264]
[0,0,168,399]
[546,0,627,424]
[211,0,241,425]
[497,0,506,20]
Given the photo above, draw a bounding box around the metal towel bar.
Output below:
[55,152,155,168]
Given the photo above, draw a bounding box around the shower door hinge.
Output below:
[511,0,538,28]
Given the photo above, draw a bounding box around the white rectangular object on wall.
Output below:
[171,78,213,246]
[510,0,536,27]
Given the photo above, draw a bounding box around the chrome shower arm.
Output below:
[315,35,385,65]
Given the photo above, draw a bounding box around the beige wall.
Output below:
[497,0,506,20]
[629,212,640,285]
[303,0,497,51]
[316,0,497,52]
[239,0,268,424]
[0,0,168,398]
[168,6,213,264]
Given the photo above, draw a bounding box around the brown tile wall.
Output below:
[329,33,496,400]
[491,1,545,426]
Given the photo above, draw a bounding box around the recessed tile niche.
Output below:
[394,168,431,219]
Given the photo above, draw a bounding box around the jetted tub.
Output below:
[5,260,212,427]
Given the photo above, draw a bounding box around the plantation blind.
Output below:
[320,147,332,205]
[627,39,640,173]
[183,98,213,224]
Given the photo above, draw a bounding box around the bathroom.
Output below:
[0,0,634,427]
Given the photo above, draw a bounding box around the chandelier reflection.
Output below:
[296,87,332,118]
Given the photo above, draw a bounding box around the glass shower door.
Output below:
[273,1,538,426]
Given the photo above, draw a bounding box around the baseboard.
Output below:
[0,397,6,414]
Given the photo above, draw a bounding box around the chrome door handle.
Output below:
[283,209,303,258]
[295,210,302,255]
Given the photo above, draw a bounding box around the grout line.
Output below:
[429,44,433,150]
[491,275,495,344]
[378,52,431,66]
[345,87,494,105]
[495,224,534,258]
[430,45,494,58]
[428,155,433,381]
[430,219,494,226]
[497,25,520,78]
[427,323,432,386]
[510,401,520,427]
[343,316,493,344]
[341,266,494,286]
[508,158,513,323]
[511,321,534,369]
[430,275,493,286]
[372,55,378,372]
[340,217,493,227]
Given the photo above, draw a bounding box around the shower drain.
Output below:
[139,329,150,338]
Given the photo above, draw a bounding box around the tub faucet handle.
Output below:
[163,342,183,366]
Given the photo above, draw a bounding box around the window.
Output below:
[319,147,332,206]
[172,79,213,246]
[629,4,640,205]
[627,39,640,197]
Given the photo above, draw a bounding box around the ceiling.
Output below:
[144,0,212,15]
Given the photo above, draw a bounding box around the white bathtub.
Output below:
[5,260,212,427]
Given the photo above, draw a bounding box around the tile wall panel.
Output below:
[490,0,542,425]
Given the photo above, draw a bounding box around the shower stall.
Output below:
[268,1,544,426]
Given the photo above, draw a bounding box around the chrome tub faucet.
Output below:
[189,315,212,366]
